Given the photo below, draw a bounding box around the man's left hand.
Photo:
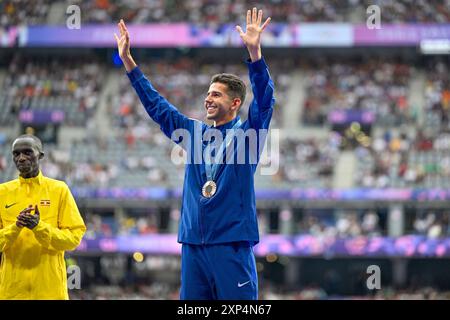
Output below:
[17,205,40,229]
[236,8,271,62]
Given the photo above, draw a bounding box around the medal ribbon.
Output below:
[204,119,242,182]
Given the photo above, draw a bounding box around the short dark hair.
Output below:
[210,73,246,108]
[13,134,44,153]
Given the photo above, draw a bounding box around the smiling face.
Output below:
[204,82,241,125]
[205,74,246,127]
[12,137,44,178]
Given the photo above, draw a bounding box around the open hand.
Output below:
[236,8,271,62]
[114,19,137,72]
[114,19,131,60]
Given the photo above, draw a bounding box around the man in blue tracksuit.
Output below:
[115,7,275,299]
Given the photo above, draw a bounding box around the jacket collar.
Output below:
[19,171,43,185]
[212,116,241,130]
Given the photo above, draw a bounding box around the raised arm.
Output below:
[114,20,194,141]
[236,8,275,131]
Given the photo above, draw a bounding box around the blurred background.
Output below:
[0,0,450,299]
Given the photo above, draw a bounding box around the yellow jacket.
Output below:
[0,171,86,299]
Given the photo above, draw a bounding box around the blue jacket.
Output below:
[127,57,275,245]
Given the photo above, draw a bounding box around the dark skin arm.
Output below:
[16,205,40,229]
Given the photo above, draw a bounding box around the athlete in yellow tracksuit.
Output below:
[0,134,86,299]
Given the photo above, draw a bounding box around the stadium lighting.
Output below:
[420,39,450,55]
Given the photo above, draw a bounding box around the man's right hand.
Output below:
[114,19,137,72]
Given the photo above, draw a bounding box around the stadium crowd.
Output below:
[1,0,449,29]
[0,54,449,191]
[1,0,450,302]
[302,58,412,126]
[1,55,102,126]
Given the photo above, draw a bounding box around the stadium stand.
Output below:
[0,1,449,300]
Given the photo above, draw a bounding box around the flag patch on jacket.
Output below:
[40,199,51,206]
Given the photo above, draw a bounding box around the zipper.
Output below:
[199,196,205,244]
